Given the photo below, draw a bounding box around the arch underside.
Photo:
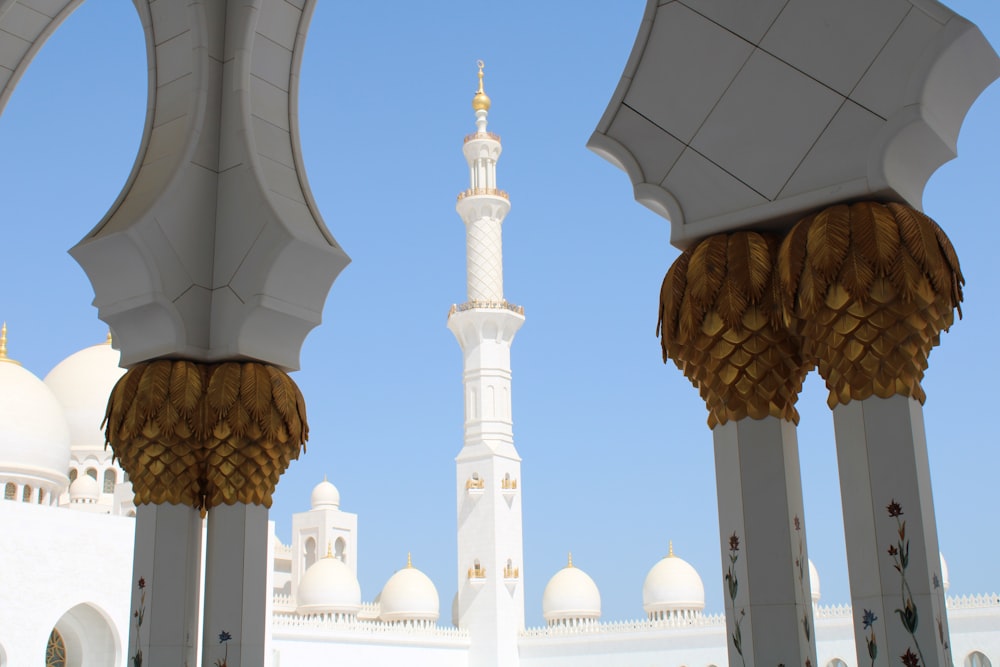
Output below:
[0,0,349,370]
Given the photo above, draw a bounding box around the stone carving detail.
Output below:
[658,231,809,427]
[779,202,963,407]
[659,202,964,422]
[104,360,308,511]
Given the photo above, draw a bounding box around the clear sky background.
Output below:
[0,1,998,629]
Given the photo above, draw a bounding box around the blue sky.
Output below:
[0,1,997,628]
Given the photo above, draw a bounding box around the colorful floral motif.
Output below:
[724,532,747,667]
[131,576,146,667]
[886,500,925,666]
[214,630,233,667]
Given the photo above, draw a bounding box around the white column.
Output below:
[833,395,951,667]
[713,417,817,667]
[129,503,203,667]
[201,504,270,667]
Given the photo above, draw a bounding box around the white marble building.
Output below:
[1,67,998,666]
[0,335,997,667]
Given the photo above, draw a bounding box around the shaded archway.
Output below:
[49,603,121,667]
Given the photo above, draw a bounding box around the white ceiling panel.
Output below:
[625,2,753,143]
[690,49,843,199]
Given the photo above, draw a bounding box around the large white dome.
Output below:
[379,555,440,623]
[296,554,362,616]
[44,339,124,455]
[642,545,705,617]
[542,555,601,624]
[0,348,72,495]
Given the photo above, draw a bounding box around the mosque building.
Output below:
[0,67,998,667]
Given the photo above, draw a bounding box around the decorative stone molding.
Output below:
[778,202,963,407]
[104,359,308,511]
[0,0,350,370]
[589,0,1000,248]
[658,231,810,427]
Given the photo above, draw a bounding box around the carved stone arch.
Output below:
[966,651,993,667]
[0,0,348,370]
[49,602,122,667]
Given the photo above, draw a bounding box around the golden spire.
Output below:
[567,552,574,568]
[106,329,113,345]
[472,59,491,112]
[407,552,413,568]
[0,322,21,366]
[326,542,333,559]
[668,541,674,558]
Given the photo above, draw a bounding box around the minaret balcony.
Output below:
[464,130,501,144]
[465,475,485,497]
[457,187,508,202]
[468,563,487,585]
[448,300,524,319]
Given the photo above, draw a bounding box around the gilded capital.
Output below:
[658,231,810,428]
[104,360,308,511]
[778,202,963,407]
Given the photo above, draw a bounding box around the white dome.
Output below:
[940,552,950,593]
[296,554,362,616]
[379,556,440,623]
[44,339,124,456]
[542,555,601,624]
[0,352,72,492]
[69,474,100,503]
[642,546,705,616]
[809,559,820,602]
[310,478,340,509]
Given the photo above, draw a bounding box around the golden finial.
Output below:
[668,541,674,558]
[407,552,413,568]
[326,542,333,559]
[105,329,112,345]
[567,552,574,568]
[472,59,491,112]
[0,322,21,366]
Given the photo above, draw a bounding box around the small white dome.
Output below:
[542,555,601,624]
[808,559,820,602]
[0,351,71,493]
[310,478,340,510]
[296,554,361,616]
[44,339,124,457]
[642,545,705,616]
[939,552,949,593]
[69,474,100,502]
[379,555,440,623]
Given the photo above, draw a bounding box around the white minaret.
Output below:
[448,61,525,667]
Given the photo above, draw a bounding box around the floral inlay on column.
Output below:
[724,533,746,667]
[794,515,810,643]
[214,630,232,667]
[886,500,924,666]
[132,576,146,667]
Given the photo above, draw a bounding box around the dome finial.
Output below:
[668,540,674,557]
[567,552,573,568]
[105,329,113,345]
[0,322,21,366]
[472,59,491,112]
[326,541,333,559]
[407,552,413,568]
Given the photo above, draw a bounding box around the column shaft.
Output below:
[201,504,270,667]
[714,417,817,667]
[129,503,203,667]
[833,395,951,666]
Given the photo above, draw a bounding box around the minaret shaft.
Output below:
[449,62,525,667]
